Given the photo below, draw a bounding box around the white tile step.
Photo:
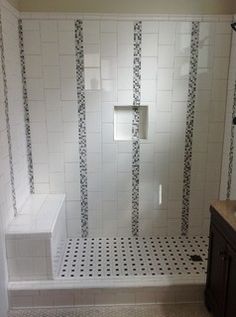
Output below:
[9,275,206,308]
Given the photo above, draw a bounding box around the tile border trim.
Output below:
[20,12,233,22]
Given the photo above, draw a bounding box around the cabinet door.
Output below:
[207,225,227,316]
[224,246,236,317]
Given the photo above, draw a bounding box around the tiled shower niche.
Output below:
[114,106,148,140]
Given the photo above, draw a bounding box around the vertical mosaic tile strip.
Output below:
[0,12,17,215]
[226,80,236,199]
[132,21,142,236]
[181,21,200,236]
[18,19,34,194]
[75,20,89,237]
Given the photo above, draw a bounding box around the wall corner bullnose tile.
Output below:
[181,21,200,236]
[0,9,17,216]
[132,21,142,237]
[75,19,89,238]
[18,18,35,194]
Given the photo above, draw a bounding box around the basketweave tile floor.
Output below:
[59,236,208,279]
[8,303,211,317]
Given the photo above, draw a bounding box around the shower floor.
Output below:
[58,236,208,279]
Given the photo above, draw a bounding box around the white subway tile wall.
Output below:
[23,19,79,236]
[22,18,233,238]
[220,26,236,200]
[2,5,29,211]
[0,1,31,316]
[189,23,231,234]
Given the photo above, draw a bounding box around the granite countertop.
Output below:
[211,200,236,231]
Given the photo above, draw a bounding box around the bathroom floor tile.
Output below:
[9,303,211,317]
[59,236,208,279]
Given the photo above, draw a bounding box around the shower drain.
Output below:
[190,255,203,262]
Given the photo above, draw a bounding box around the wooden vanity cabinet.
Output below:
[224,245,236,317]
[205,204,236,317]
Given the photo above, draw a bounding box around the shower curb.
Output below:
[8,275,205,308]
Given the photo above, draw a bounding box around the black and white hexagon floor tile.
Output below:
[59,236,208,279]
[9,303,211,317]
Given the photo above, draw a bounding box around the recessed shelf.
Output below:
[114,106,148,141]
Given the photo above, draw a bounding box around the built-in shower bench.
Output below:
[6,194,66,281]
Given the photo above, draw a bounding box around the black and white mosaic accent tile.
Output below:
[59,236,208,278]
[181,21,200,236]
[132,21,142,237]
[0,12,17,215]
[75,20,89,238]
[18,19,34,194]
[226,79,236,199]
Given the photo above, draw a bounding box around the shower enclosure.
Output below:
[1,2,236,307]
[24,19,230,238]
